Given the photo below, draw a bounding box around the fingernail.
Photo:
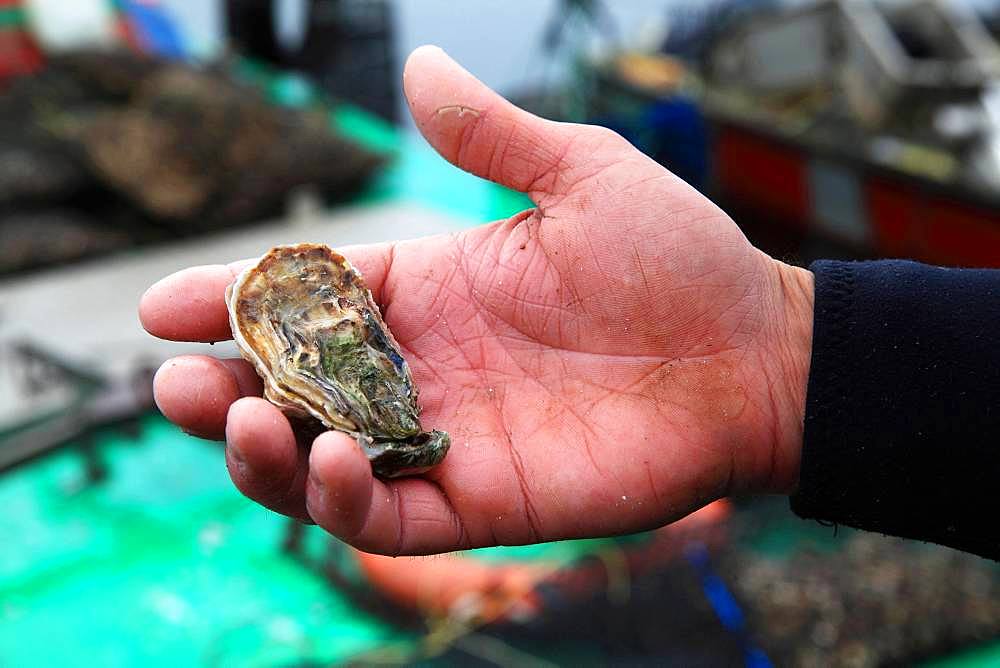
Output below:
[415,43,445,55]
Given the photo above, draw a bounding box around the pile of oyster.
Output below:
[226,243,449,478]
[0,51,384,276]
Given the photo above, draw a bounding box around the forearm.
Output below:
[790,260,1000,560]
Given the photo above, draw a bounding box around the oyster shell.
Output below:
[226,243,449,478]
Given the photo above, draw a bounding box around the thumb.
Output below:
[402,45,627,199]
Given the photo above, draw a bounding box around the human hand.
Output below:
[140,46,814,555]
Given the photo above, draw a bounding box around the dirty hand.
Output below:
[140,46,814,555]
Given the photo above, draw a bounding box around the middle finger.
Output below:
[153,355,262,440]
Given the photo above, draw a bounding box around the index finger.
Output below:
[139,260,250,342]
[139,243,395,343]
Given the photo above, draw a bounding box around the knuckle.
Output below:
[587,124,629,152]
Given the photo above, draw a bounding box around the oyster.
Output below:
[226,243,449,478]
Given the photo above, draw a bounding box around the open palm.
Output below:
[141,46,813,555]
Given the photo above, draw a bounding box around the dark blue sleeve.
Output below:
[791,260,1000,560]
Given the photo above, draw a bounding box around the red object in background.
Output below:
[866,177,924,259]
[0,0,41,79]
[715,125,810,226]
[0,0,151,82]
[714,123,1000,268]
[867,178,1000,268]
[114,12,141,52]
[924,198,1000,268]
[0,28,42,79]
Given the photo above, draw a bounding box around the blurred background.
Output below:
[2,1,1000,666]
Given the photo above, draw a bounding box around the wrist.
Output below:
[761,259,815,494]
